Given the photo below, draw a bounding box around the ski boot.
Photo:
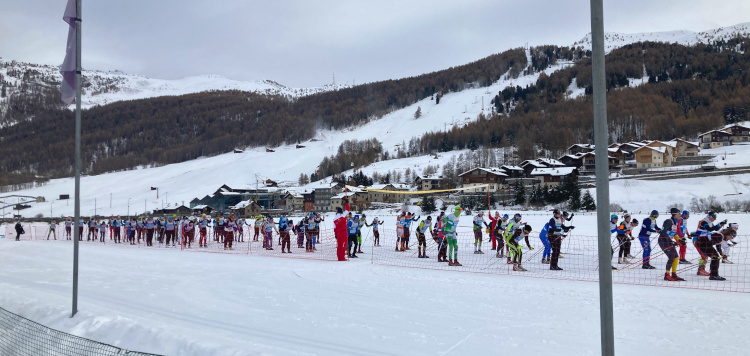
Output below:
[642,264,656,269]
[697,265,710,276]
[679,259,692,264]
[709,275,726,281]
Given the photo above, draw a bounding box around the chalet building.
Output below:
[617,142,645,160]
[415,175,443,191]
[644,141,677,165]
[698,130,733,149]
[634,146,667,169]
[558,154,583,169]
[155,205,191,217]
[568,144,595,156]
[366,184,410,204]
[458,167,508,193]
[302,191,315,212]
[191,205,212,216]
[283,191,304,211]
[499,165,524,178]
[520,160,547,178]
[330,189,370,211]
[529,167,579,187]
[579,152,619,173]
[723,124,750,143]
[671,139,700,157]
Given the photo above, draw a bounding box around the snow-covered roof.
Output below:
[670,138,699,147]
[367,184,410,191]
[620,142,643,148]
[529,167,577,177]
[634,146,666,154]
[567,143,595,150]
[191,205,208,210]
[579,152,617,159]
[559,154,584,160]
[626,141,646,147]
[698,129,733,137]
[722,122,750,130]
[607,147,620,153]
[229,200,253,209]
[520,160,546,168]
[651,140,677,148]
[500,165,523,171]
[458,167,508,177]
[536,158,565,166]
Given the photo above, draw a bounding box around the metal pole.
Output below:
[590,0,614,355]
[72,0,82,318]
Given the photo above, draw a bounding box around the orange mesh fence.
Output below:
[371,229,750,293]
[7,223,748,291]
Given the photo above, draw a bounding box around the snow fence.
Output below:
[5,224,748,292]
[5,224,341,262]
[371,228,750,293]
[0,306,161,356]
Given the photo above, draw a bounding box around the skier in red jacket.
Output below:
[334,199,351,261]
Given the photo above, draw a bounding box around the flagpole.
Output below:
[72,0,82,318]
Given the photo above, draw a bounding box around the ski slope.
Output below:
[572,22,750,53]
[3,53,554,219]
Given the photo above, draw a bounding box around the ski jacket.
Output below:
[638,217,660,237]
[333,209,349,236]
[442,213,460,236]
[403,216,418,229]
[695,216,722,237]
[418,221,430,234]
[347,220,361,235]
[660,218,678,239]
[548,217,567,236]
[473,215,485,231]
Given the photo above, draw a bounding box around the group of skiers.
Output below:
[332,201,740,282]
[19,204,742,282]
[40,213,325,252]
[610,208,739,281]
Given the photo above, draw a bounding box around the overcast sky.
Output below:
[1,0,748,88]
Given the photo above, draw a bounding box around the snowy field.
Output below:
[2,212,750,356]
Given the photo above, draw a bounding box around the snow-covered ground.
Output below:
[572,22,750,53]
[2,211,750,356]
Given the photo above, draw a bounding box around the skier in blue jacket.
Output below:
[637,210,661,269]
[347,215,362,258]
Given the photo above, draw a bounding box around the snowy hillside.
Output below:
[2,51,556,218]
[572,22,750,53]
[0,57,349,112]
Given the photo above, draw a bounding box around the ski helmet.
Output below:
[514,213,522,220]
[650,210,659,217]
[670,208,680,215]
[502,214,509,219]
[426,216,432,220]
[455,206,462,213]
[354,215,359,220]
[553,209,561,215]
[632,218,639,225]
[681,210,690,217]
[708,211,717,219]
[610,214,618,220]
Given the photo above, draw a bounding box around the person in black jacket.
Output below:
[548,210,574,270]
[14,221,24,241]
